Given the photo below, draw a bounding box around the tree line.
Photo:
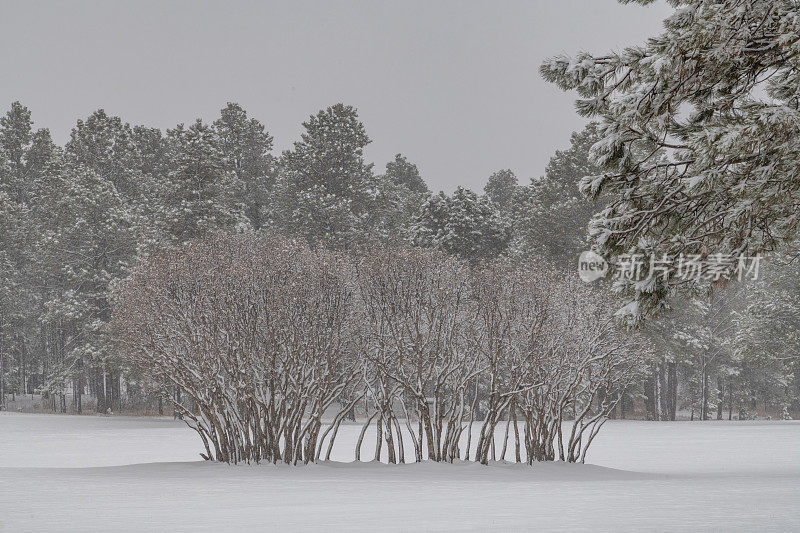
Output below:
[0,98,797,420]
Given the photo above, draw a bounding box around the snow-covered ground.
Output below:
[1,412,798,531]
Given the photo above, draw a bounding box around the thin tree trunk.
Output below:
[500,411,511,461]
[658,365,669,421]
[728,378,733,420]
[511,403,521,463]
[644,376,656,421]
[355,412,377,462]
[666,361,678,421]
[0,341,5,411]
[700,356,709,421]
[374,414,383,462]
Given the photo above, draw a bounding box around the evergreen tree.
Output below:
[369,154,430,244]
[511,124,602,267]
[731,263,800,414]
[483,169,518,213]
[274,103,374,247]
[31,160,136,412]
[0,102,54,204]
[0,170,27,408]
[24,129,57,183]
[213,103,275,229]
[160,119,248,244]
[0,104,55,406]
[410,186,511,262]
[65,110,144,201]
[384,153,428,195]
[0,102,32,173]
[541,0,800,317]
[672,291,742,420]
[131,125,169,180]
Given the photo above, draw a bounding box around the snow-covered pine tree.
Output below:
[212,103,275,230]
[541,0,800,318]
[65,110,170,259]
[483,169,518,214]
[160,119,249,244]
[673,290,743,420]
[410,186,511,262]
[369,154,431,244]
[511,123,602,268]
[30,159,137,412]
[0,102,56,203]
[731,263,800,416]
[0,102,32,181]
[0,167,23,409]
[384,153,429,195]
[65,110,144,201]
[273,103,375,248]
[0,103,56,408]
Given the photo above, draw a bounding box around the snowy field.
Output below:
[1,412,799,532]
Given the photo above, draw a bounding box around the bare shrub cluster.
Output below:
[112,233,645,465]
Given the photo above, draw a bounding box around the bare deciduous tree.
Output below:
[113,234,646,466]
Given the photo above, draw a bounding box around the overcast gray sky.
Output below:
[0,0,671,192]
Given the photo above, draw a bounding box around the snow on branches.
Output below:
[541,0,800,317]
[112,233,645,465]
